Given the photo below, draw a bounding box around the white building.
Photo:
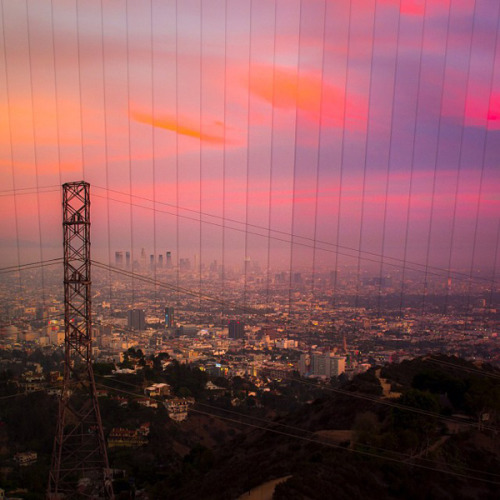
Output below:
[299,352,346,378]
[144,383,171,398]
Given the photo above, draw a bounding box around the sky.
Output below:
[0,0,499,285]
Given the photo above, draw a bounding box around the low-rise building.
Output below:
[164,397,195,422]
[144,383,171,398]
[108,428,147,448]
[14,451,37,466]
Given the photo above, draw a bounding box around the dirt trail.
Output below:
[237,476,292,500]
[375,369,401,399]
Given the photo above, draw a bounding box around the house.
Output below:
[20,371,44,393]
[108,428,147,448]
[14,451,37,466]
[137,422,150,436]
[144,383,171,398]
[205,381,225,392]
[137,397,158,408]
[164,397,194,422]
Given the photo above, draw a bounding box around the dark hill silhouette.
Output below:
[154,356,500,500]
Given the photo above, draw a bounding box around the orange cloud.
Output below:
[248,64,367,130]
[131,111,229,145]
[250,65,323,112]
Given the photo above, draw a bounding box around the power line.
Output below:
[189,407,500,485]
[95,356,498,436]
[0,258,63,274]
[333,0,354,309]
[378,0,403,316]
[91,186,498,287]
[1,181,496,288]
[444,0,478,315]
[422,0,453,315]
[94,380,500,486]
[90,259,494,328]
[287,375,498,433]
[398,0,428,316]
[426,357,500,381]
[0,186,60,197]
[91,260,259,315]
[95,373,500,479]
[355,0,378,310]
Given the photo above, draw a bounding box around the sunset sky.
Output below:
[1,0,499,282]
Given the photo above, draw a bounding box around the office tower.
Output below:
[164,307,174,328]
[228,320,245,339]
[115,251,124,267]
[125,251,131,268]
[150,254,154,270]
[166,251,172,268]
[158,254,163,268]
[128,309,146,331]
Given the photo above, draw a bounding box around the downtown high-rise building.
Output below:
[228,320,245,339]
[164,307,174,329]
[115,251,124,267]
[128,309,146,331]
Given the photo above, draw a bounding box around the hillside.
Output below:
[155,355,500,499]
[1,354,498,498]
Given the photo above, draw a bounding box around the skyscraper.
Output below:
[166,251,172,268]
[164,307,174,329]
[128,309,146,331]
[115,251,123,267]
[228,320,245,339]
[125,251,131,269]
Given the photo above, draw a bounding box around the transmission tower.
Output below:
[48,182,114,499]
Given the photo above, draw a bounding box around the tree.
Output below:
[353,411,380,446]
[393,389,439,436]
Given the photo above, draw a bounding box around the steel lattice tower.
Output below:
[48,182,114,499]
